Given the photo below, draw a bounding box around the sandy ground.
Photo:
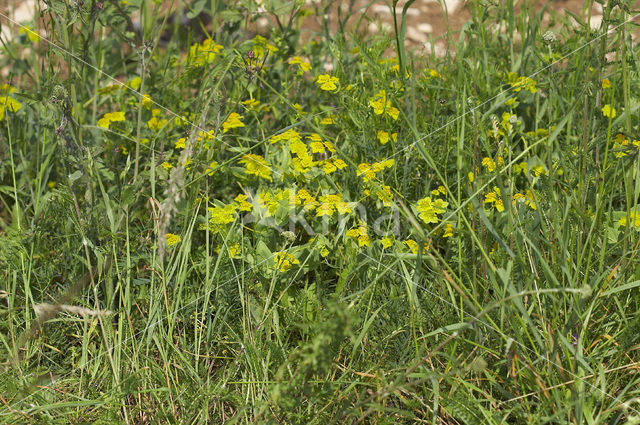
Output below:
[0,0,638,56]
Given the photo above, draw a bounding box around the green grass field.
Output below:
[1,0,640,423]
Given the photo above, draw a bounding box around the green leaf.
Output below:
[602,280,640,297]
[68,170,83,184]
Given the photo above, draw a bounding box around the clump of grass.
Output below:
[1,0,640,423]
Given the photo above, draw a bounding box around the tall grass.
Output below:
[1,0,640,423]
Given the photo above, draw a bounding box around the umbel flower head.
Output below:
[415,197,448,223]
[239,154,272,181]
[223,112,245,132]
[316,74,339,91]
[369,90,399,120]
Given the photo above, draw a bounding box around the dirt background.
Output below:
[0,0,638,57]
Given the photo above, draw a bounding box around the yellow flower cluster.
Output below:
[19,26,40,42]
[507,72,537,94]
[147,108,168,132]
[239,154,272,181]
[612,133,640,158]
[187,39,224,67]
[484,187,505,212]
[0,85,22,121]
[602,104,616,119]
[209,204,237,225]
[431,185,446,196]
[252,35,278,59]
[513,190,537,210]
[481,156,504,172]
[97,111,125,129]
[274,251,299,272]
[369,90,400,120]
[415,197,448,224]
[364,184,394,207]
[165,233,181,246]
[357,159,394,183]
[316,74,339,91]
[316,194,352,217]
[346,225,370,247]
[271,130,346,175]
[377,130,397,145]
[619,212,640,230]
[223,112,245,133]
[405,239,429,254]
[488,112,519,138]
[241,98,269,113]
[288,56,312,73]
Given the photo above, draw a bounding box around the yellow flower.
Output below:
[271,129,301,144]
[481,157,497,172]
[619,212,640,230]
[513,162,528,174]
[19,26,40,42]
[97,111,125,129]
[274,251,299,272]
[234,194,253,211]
[333,159,347,169]
[288,56,312,73]
[431,185,446,196]
[175,137,186,149]
[295,189,317,209]
[443,223,454,238]
[239,154,272,181]
[223,112,245,132]
[208,204,237,226]
[128,77,141,90]
[531,165,546,177]
[507,72,537,93]
[293,103,306,115]
[323,140,337,153]
[346,226,370,247]
[322,161,337,174]
[513,190,537,210]
[228,243,241,258]
[207,161,219,176]
[427,69,441,78]
[320,116,336,125]
[141,94,153,109]
[320,247,330,257]
[316,202,335,217]
[165,233,181,246]
[405,239,428,254]
[147,116,168,131]
[611,133,639,158]
[1,84,17,94]
[241,98,261,109]
[377,130,390,144]
[602,104,616,118]
[161,162,173,170]
[0,96,22,121]
[381,237,393,248]
[416,197,449,223]
[369,90,399,120]
[602,78,611,89]
[252,35,278,59]
[309,141,325,153]
[484,187,505,212]
[188,39,224,66]
[316,74,339,91]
